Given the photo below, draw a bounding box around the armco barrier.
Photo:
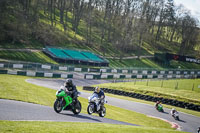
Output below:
[83,86,200,112]
[84,74,200,79]
[1,62,200,76]
[0,69,73,78]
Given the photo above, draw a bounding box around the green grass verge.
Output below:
[0,74,175,131]
[0,121,185,133]
[97,79,200,105]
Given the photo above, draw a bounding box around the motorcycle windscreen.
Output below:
[56,90,66,97]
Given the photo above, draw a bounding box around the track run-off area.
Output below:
[1,78,200,133]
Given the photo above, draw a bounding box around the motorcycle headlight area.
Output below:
[56,91,59,95]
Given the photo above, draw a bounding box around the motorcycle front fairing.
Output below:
[56,89,72,110]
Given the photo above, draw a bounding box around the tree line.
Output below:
[0,0,199,57]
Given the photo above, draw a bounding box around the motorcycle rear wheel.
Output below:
[72,100,82,115]
[99,106,106,117]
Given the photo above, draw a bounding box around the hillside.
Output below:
[0,0,200,69]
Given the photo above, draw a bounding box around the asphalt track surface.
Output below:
[1,78,200,132]
[0,99,135,126]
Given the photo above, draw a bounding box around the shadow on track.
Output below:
[60,113,102,122]
[178,119,186,123]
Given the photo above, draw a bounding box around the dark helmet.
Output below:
[65,79,73,86]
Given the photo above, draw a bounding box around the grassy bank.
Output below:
[0,50,57,64]
[0,74,173,130]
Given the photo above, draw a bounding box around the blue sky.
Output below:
[174,0,200,22]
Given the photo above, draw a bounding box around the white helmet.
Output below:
[95,86,100,93]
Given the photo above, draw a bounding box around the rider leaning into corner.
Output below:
[170,108,177,116]
[61,79,78,104]
[93,86,105,110]
[155,100,161,109]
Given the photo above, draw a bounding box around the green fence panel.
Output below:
[106,69,112,73]
[17,71,26,76]
[107,75,113,79]
[131,75,137,78]
[53,73,61,78]
[153,75,158,78]
[119,75,125,79]
[143,75,147,79]
[117,69,122,73]
[68,67,74,71]
[0,70,8,74]
[67,74,73,78]
[89,68,100,72]
[82,68,88,72]
[93,75,101,79]
[36,72,44,77]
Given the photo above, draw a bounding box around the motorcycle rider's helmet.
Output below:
[156,101,160,104]
[65,79,73,87]
[95,86,100,93]
[172,108,175,111]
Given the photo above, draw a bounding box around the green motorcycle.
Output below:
[156,104,164,112]
[54,89,82,114]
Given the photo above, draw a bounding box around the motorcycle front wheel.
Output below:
[54,99,62,113]
[87,104,94,115]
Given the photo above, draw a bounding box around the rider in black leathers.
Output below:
[64,79,78,103]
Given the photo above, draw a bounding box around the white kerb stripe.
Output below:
[112,69,117,73]
[152,71,157,74]
[59,66,67,71]
[8,70,17,75]
[113,74,120,78]
[0,64,4,68]
[176,75,181,78]
[122,70,128,73]
[132,70,138,74]
[168,71,173,74]
[27,71,36,76]
[85,75,94,79]
[160,71,165,74]
[176,71,180,74]
[158,75,163,79]
[100,69,107,73]
[198,71,200,74]
[125,75,132,78]
[61,74,68,78]
[147,75,153,79]
[137,75,143,79]
[184,75,189,78]
[44,73,53,77]
[74,68,82,72]
[191,71,194,74]
[184,71,188,74]
[101,75,108,79]
[142,71,147,74]
[167,75,172,78]
[42,65,51,69]
[13,64,23,68]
